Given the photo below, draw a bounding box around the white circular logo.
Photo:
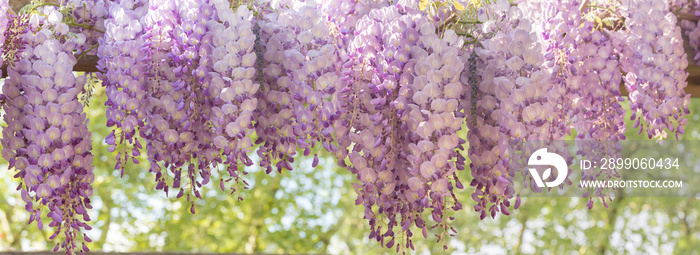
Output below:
[527,148,568,188]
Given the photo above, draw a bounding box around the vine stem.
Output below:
[65,21,106,33]
[436,12,458,34]
[77,44,99,62]
[579,0,590,12]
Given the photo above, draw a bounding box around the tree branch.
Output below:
[515,215,528,253]
[318,215,346,251]
[579,0,590,12]
[94,196,113,249]
[0,207,13,246]
[678,11,699,22]
[9,224,27,249]
[596,188,624,254]
[437,12,458,34]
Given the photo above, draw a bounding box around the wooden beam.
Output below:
[2,53,699,97]
[681,26,700,98]
[2,49,700,97]
[0,55,100,79]
[685,71,700,96]
[0,50,698,97]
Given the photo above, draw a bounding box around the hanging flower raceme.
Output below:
[614,0,690,140]
[465,0,574,219]
[254,4,340,174]
[143,0,258,203]
[336,5,466,251]
[682,20,700,64]
[204,1,260,197]
[2,3,30,72]
[62,0,108,53]
[98,0,148,176]
[520,0,582,139]
[1,6,94,254]
[522,0,626,209]
[0,0,6,78]
[675,0,700,65]
[321,0,389,53]
[100,0,258,207]
[568,22,628,208]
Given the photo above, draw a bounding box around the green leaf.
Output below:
[453,0,465,11]
[419,0,431,11]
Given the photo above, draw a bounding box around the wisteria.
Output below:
[466,0,563,219]
[97,0,147,176]
[0,0,698,253]
[1,6,94,254]
[567,17,627,209]
[100,0,260,207]
[65,0,107,53]
[2,1,28,70]
[675,0,700,65]
[335,5,467,251]
[0,0,6,78]
[615,0,690,140]
[321,0,389,55]
[254,3,340,174]
[521,0,627,209]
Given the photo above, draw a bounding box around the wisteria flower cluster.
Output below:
[321,0,389,55]
[335,5,467,251]
[675,0,700,65]
[2,1,29,70]
[64,0,108,53]
[566,20,626,209]
[254,3,340,174]
[97,0,147,176]
[99,0,259,208]
[1,6,95,254]
[0,0,6,77]
[0,1,6,79]
[466,0,565,219]
[615,0,690,140]
[521,0,627,209]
